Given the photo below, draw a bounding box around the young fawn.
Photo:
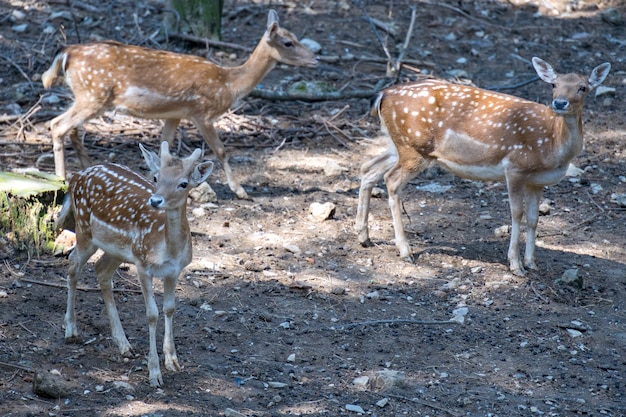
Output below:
[356,57,610,276]
[57,141,213,387]
[42,9,317,199]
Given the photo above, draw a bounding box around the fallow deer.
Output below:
[355,57,610,276]
[42,9,317,199]
[57,141,213,387]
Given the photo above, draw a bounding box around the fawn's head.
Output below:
[532,57,611,116]
[263,9,318,68]
[140,142,213,210]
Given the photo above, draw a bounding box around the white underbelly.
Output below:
[437,158,506,182]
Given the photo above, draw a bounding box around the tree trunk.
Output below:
[167,0,224,40]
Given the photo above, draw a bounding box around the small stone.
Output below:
[555,268,583,289]
[376,397,389,407]
[300,38,322,53]
[309,202,336,221]
[567,329,583,338]
[345,404,365,413]
[566,163,584,177]
[494,225,511,238]
[32,370,72,398]
[192,207,206,218]
[286,353,296,363]
[0,291,7,298]
[11,10,26,20]
[112,381,134,391]
[11,24,28,33]
[43,94,61,105]
[188,181,216,203]
[366,290,380,299]
[324,159,346,176]
[601,7,622,25]
[353,376,369,386]
[224,408,246,417]
[268,381,288,388]
[283,243,302,254]
[371,187,386,197]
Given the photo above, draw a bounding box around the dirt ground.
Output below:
[1,0,626,416]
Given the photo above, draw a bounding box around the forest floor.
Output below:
[1,0,625,416]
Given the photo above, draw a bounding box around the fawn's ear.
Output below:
[589,62,611,89]
[139,143,160,173]
[532,57,557,84]
[267,9,279,28]
[190,161,214,186]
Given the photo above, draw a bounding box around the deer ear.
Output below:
[532,57,557,84]
[267,9,279,28]
[190,161,214,186]
[588,62,611,89]
[139,143,160,173]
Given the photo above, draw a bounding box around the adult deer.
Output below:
[42,9,317,199]
[57,141,213,387]
[356,57,610,276]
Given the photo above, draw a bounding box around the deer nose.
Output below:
[149,195,164,208]
[552,99,569,111]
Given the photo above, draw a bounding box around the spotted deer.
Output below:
[57,141,213,387]
[42,9,317,199]
[356,57,610,276]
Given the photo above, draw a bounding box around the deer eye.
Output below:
[153,174,158,183]
[551,84,556,89]
[578,86,587,93]
[179,181,188,190]
[284,41,294,48]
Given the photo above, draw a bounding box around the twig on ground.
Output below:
[337,318,458,330]
[250,87,380,102]
[19,278,143,293]
[530,281,550,303]
[385,393,461,417]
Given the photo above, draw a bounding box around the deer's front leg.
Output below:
[523,185,543,271]
[137,271,163,387]
[95,254,132,355]
[356,150,397,247]
[194,118,249,200]
[162,274,181,373]
[506,175,526,276]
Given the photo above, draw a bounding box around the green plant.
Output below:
[0,192,60,256]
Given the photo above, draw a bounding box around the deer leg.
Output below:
[383,154,427,262]
[162,274,181,373]
[505,175,526,276]
[194,119,249,200]
[95,254,132,355]
[65,240,97,343]
[50,104,99,178]
[136,268,163,387]
[162,119,181,149]
[68,129,93,169]
[356,147,399,247]
[523,185,543,271]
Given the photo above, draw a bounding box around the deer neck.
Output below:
[163,205,191,258]
[552,111,584,164]
[226,42,277,101]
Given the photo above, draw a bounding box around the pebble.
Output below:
[345,404,365,413]
[188,181,216,203]
[283,243,302,254]
[11,24,28,33]
[309,202,336,221]
[300,38,322,53]
[376,397,389,407]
